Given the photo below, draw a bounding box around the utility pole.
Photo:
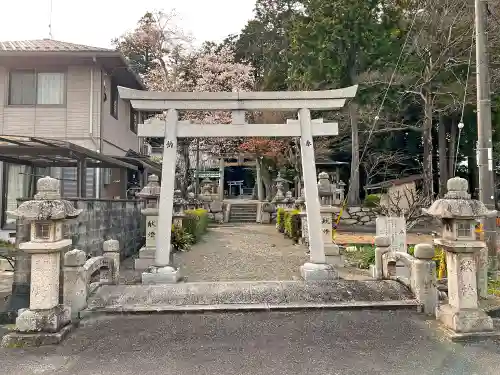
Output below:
[475,0,497,272]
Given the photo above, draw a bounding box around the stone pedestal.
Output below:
[435,249,493,334]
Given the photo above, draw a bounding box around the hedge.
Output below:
[182,208,209,243]
[170,208,209,252]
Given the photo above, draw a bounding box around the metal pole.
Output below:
[475,0,497,272]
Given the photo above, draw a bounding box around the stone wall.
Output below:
[17,198,144,258]
[332,206,377,226]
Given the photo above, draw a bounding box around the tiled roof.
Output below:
[0,39,114,52]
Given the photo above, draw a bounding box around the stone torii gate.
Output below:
[118,86,358,284]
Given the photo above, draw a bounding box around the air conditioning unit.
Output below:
[103,168,112,185]
[141,142,152,156]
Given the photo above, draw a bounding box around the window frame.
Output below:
[110,77,119,119]
[7,69,67,107]
[130,106,139,134]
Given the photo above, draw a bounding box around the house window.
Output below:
[130,106,139,134]
[9,70,65,105]
[110,78,118,119]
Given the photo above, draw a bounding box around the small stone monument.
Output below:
[210,200,224,223]
[1,176,82,347]
[424,177,497,338]
[376,215,407,277]
[283,191,295,209]
[135,175,161,271]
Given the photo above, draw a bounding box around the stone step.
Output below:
[87,280,418,313]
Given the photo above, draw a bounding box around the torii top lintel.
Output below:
[117,85,358,112]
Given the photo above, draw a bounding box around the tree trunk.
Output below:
[438,115,448,196]
[422,93,434,199]
[261,164,273,201]
[348,101,360,205]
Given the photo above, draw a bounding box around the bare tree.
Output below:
[376,185,432,229]
[362,150,414,187]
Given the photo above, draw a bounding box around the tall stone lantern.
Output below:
[1,176,82,347]
[134,174,161,271]
[424,177,496,338]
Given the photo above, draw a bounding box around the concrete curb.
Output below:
[88,300,422,314]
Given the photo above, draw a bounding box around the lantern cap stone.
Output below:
[7,176,82,221]
[423,177,496,219]
[318,171,329,179]
[274,172,286,183]
[137,174,161,198]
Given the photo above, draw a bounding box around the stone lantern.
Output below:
[272,172,286,207]
[424,177,496,338]
[318,171,333,206]
[1,176,82,347]
[135,174,161,271]
[173,190,187,227]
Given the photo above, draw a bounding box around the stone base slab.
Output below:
[88,280,416,311]
[437,325,500,342]
[142,265,182,284]
[1,323,74,348]
[437,303,494,334]
[16,305,71,333]
[138,247,156,258]
[300,262,338,281]
[135,258,155,271]
[325,255,345,267]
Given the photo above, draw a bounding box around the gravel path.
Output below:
[173,224,308,282]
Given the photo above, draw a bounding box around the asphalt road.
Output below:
[1,310,499,375]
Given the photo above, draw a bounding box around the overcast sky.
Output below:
[0,0,255,47]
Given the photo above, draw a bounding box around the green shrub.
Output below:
[182,208,208,243]
[171,225,194,252]
[344,244,376,269]
[364,194,380,207]
[283,209,301,243]
[276,208,285,233]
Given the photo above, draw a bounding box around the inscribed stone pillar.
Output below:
[134,175,161,271]
[321,207,342,267]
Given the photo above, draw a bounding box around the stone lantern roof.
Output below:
[137,174,161,198]
[7,176,82,221]
[423,177,496,219]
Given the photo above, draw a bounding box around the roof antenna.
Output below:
[48,0,53,39]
